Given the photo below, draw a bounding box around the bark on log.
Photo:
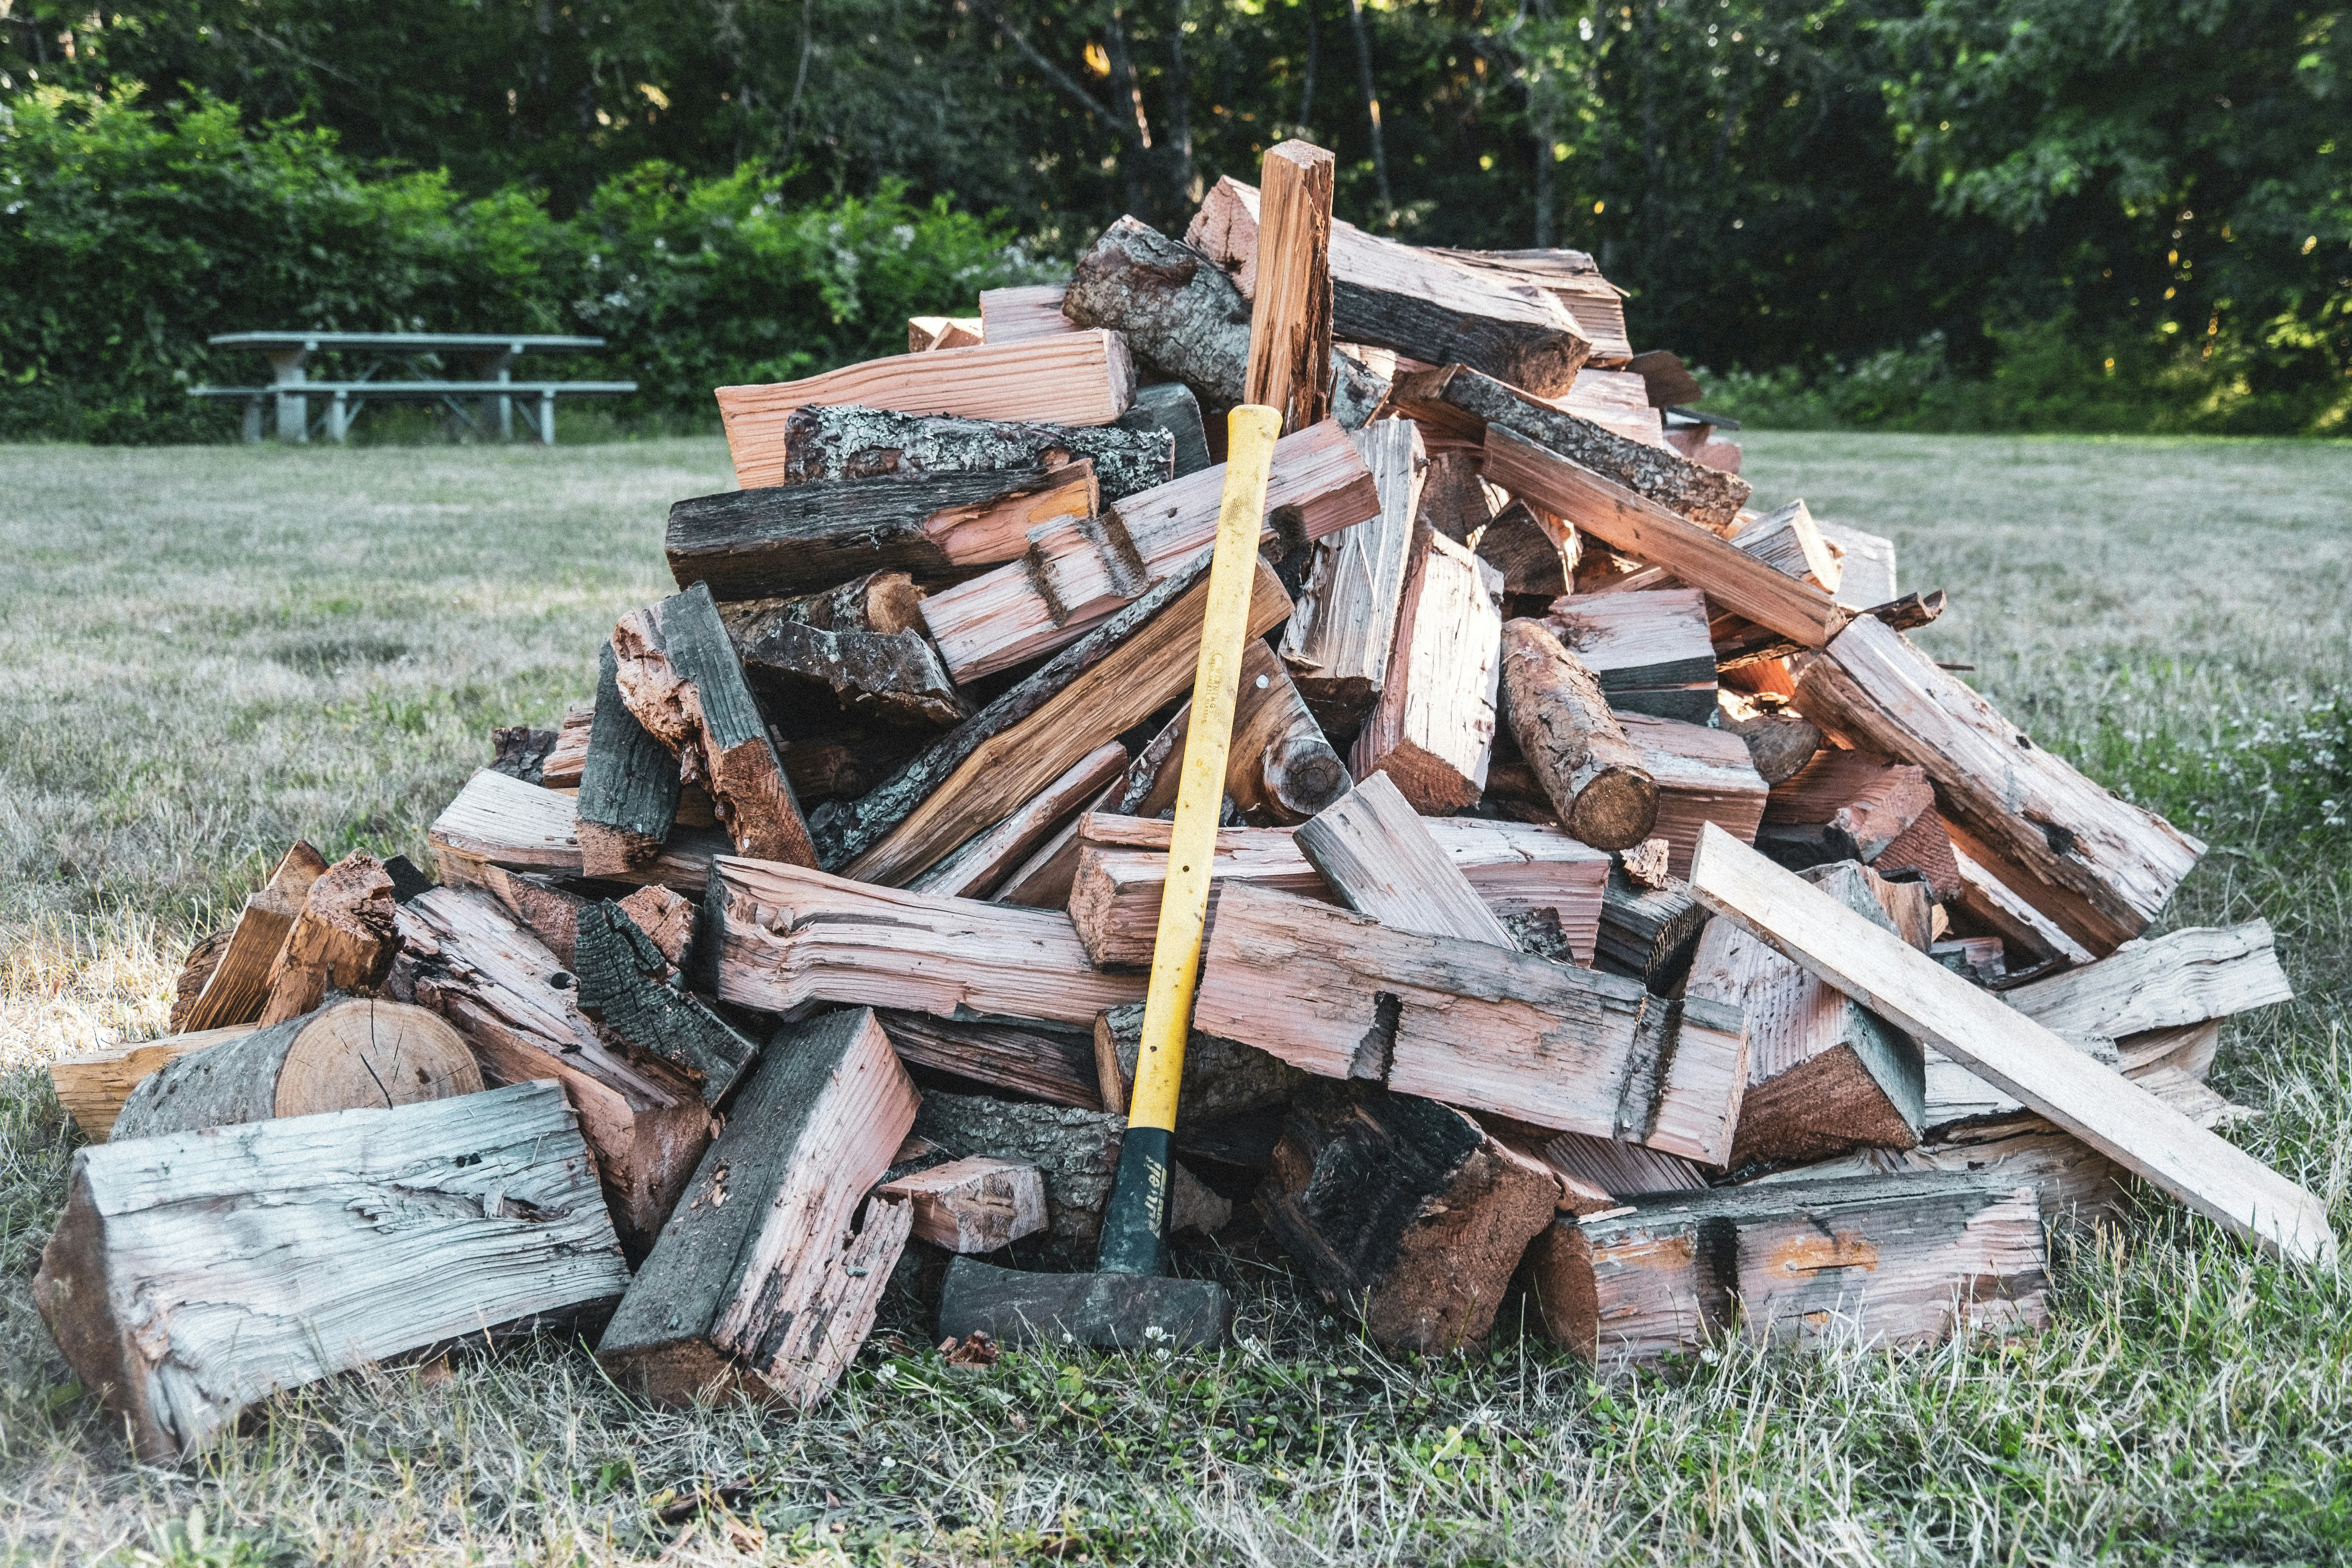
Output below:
[1717,692,1822,786]
[1116,381,1212,478]
[112,998,479,1141]
[176,843,329,1033]
[1062,216,1385,428]
[1091,1001,1307,1126]
[1543,588,1717,723]
[1617,710,1772,878]
[36,1081,626,1462]
[574,900,762,1106]
[430,768,727,896]
[578,641,684,878]
[49,1025,257,1142]
[255,852,399,1026]
[597,1007,917,1408]
[489,725,558,784]
[1496,619,1657,849]
[731,614,969,732]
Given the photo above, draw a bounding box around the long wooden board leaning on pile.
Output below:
[39,136,2333,1454]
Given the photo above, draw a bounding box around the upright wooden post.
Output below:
[1244,141,1337,434]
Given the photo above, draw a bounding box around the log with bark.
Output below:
[37,1080,627,1462]
[875,1155,1049,1253]
[430,768,726,894]
[489,724,558,784]
[111,998,480,1141]
[1061,216,1386,428]
[254,851,399,1025]
[1430,246,1634,362]
[716,331,1138,490]
[1278,417,1426,732]
[1792,615,2204,955]
[730,611,969,732]
[1543,588,1717,722]
[1746,1112,2128,1228]
[1495,618,1658,849]
[1350,524,1504,812]
[1193,882,1747,1162]
[174,843,328,1033]
[578,641,686,878]
[1092,1000,1308,1125]
[597,1007,917,1408]
[1116,381,1213,477]
[1521,1173,2048,1363]
[49,1025,256,1142]
[1117,640,1350,825]
[1293,770,1519,947]
[572,899,762,1106]
[1188,177,1596,396]
[1615,710,1771,877]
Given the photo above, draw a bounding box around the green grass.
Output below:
[3,432,2350,1565]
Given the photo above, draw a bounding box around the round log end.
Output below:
[274,999,483,1118]
[1567,770,1661,851]
[1263,735,1353,823]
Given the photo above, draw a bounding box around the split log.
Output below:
[578,641,684,878]
[38,1081,626,1463]
[776,403,1173,502]
[816,551,1293,885]
[1293,770,1517,946]
[918,419,1373,683]
[111,998,479,1141]
[1594,869,1708,987]
[1092,1001,1307,1124]
[717,331,1137,490]
[489,724,558,784]
[1482,426,1842,648]
[1194,883,1746,1161]
[613,584,817,867]
[1189,177,1594,396]
[1731,499,1840,592]
[1350,525,1503,812]
[1945,832,2096,969]
[1391,364,1749,529]
[1477,501,1578,616]
[540,700,595,788]
[1749,1112,2128,1228]
[1544,588,1717,722]
[1815,859,1937,952]
[1817,519,1898,607]
[1429,245,1634,363]
[908,315,982,351]
[1262,1081,1562,1352]
[430,768,725,894]
[573,900,761,1106]
[1068,811,1608,969]
[1061,215,1386,427]
[1243,141,1336,431]
[598,1007,916,1408]
[979,282,1077,342]
[1561,367,1669,446]
[990,777,1126,909]
[1495,618,1657,849]
[481,873,692,972]
[1793,616,2203,954]
[1118,640,1349,825]
[718,571,927,640]
[2005,922,2291,1039]
[166,928,233,1034]
[1522,1173,2047,1363]
[254,852,398,1026]
[1758,749,1935,870]
[1115,381,1212,477]
[706,859,1142,1027]
[908,741,1129,899]
[878,1012,1102,1108]
[1877,804,1963,904]
[1416,449,1498,540]
[175,843,329,1033]
[1716,691,1822,786]
[1616,710,1770,877]
[912,1093,1228,1252]
[876,1155,1049,1253]
[49,1025,257,1141]
[774,724,929,804]
[1685,822,2336,1264]
[393,886,712,1259]
[1494,1122,1709,1214]
[732,614,968,732]
[1279,417,1425,731]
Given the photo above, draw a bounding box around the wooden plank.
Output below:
[1483,425,1843,648]
[707,858,1144,1027]
[822,554,1292,886]
[1193,882,1746,1162]
[176,843,328,1033]
[597,1008,916,1408]
[918,420,1373,684]
[1685,822,2337,1264]
[1295,770,1517,947]
[716,331,1137,490]
[1067,811,1608,969]
[775,403,1172,503]
[1242,142,1336,432]
[1349,525,1503,811]
[35,1081,626,1462]
[1279,417,1425,730]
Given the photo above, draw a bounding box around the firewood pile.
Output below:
[36,141,2333,1464]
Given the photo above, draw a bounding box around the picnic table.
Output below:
[191,332,638,445]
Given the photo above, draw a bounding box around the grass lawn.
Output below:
[3,432,2350,1564]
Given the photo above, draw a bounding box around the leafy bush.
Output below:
[0,88,1051,443]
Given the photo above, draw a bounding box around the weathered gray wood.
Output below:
[1280,417,1425,731]
[1092,1001,1307,1125]
[1496,618,1658,850]
[111,999,479,1141]
[578,641,683,878]
[878,1011,1102,1108]
[1062,216,1386,429]
[36,1081,626,1462]
[614,583,817,867]
[429,768,727,895]
[1522,1173,2048,1364]
[732,615,969,731]
[598,1007,917,1409]
[1350,525,1505,812]
[1115,382,1212,477]
[1595,869,1708,986]
[1746,1112,2127,1228]
[573,900,761,1107]
[778,403,1174,501]
[1294,770,1518,947]
[1193,882,1747,1162]
[937,1257,1233,1350]
[2005,922,2291,1040]
[1390,364,1750,530]
[1263,1081,1561,1353]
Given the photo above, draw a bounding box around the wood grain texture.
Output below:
[776,403,1173,502]
[908,741,1129,900]
[1686,822,2336,1264]
[578,641,684,877]
[597,1007,916,1408]
[1279,417,1426,729]
[430,768,726,894]
[707,858,1144,1027]
[1544,587,1717,721]
[1350,526,1503,811]
[878,1011,1102,1108]
[1193,882,1746,1162]
[979,283,1078,342]
[1793,616,2204,954]
[1244,141,1337,432]
[1293,770,1518,947]
[2005,922,2291,1040]
[176,843,328,1033]
[255,852,398,1026]
[1119,641,1348,825]
[36,1081,625,1461]
[717,331,1137,490]
[876,1155,1049,1253]
[1092,1000,1307,1124]
[49,1024,259,1141]
[1496,618,1658,849]
[1617,710,1771,878]
[573,900,761,1106]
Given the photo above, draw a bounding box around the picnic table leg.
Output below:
[328,391,352,444]
[241,396,264,445]
[537,390,557,446]
[268,347,310,444]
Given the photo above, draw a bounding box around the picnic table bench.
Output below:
[191,332,637,445]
